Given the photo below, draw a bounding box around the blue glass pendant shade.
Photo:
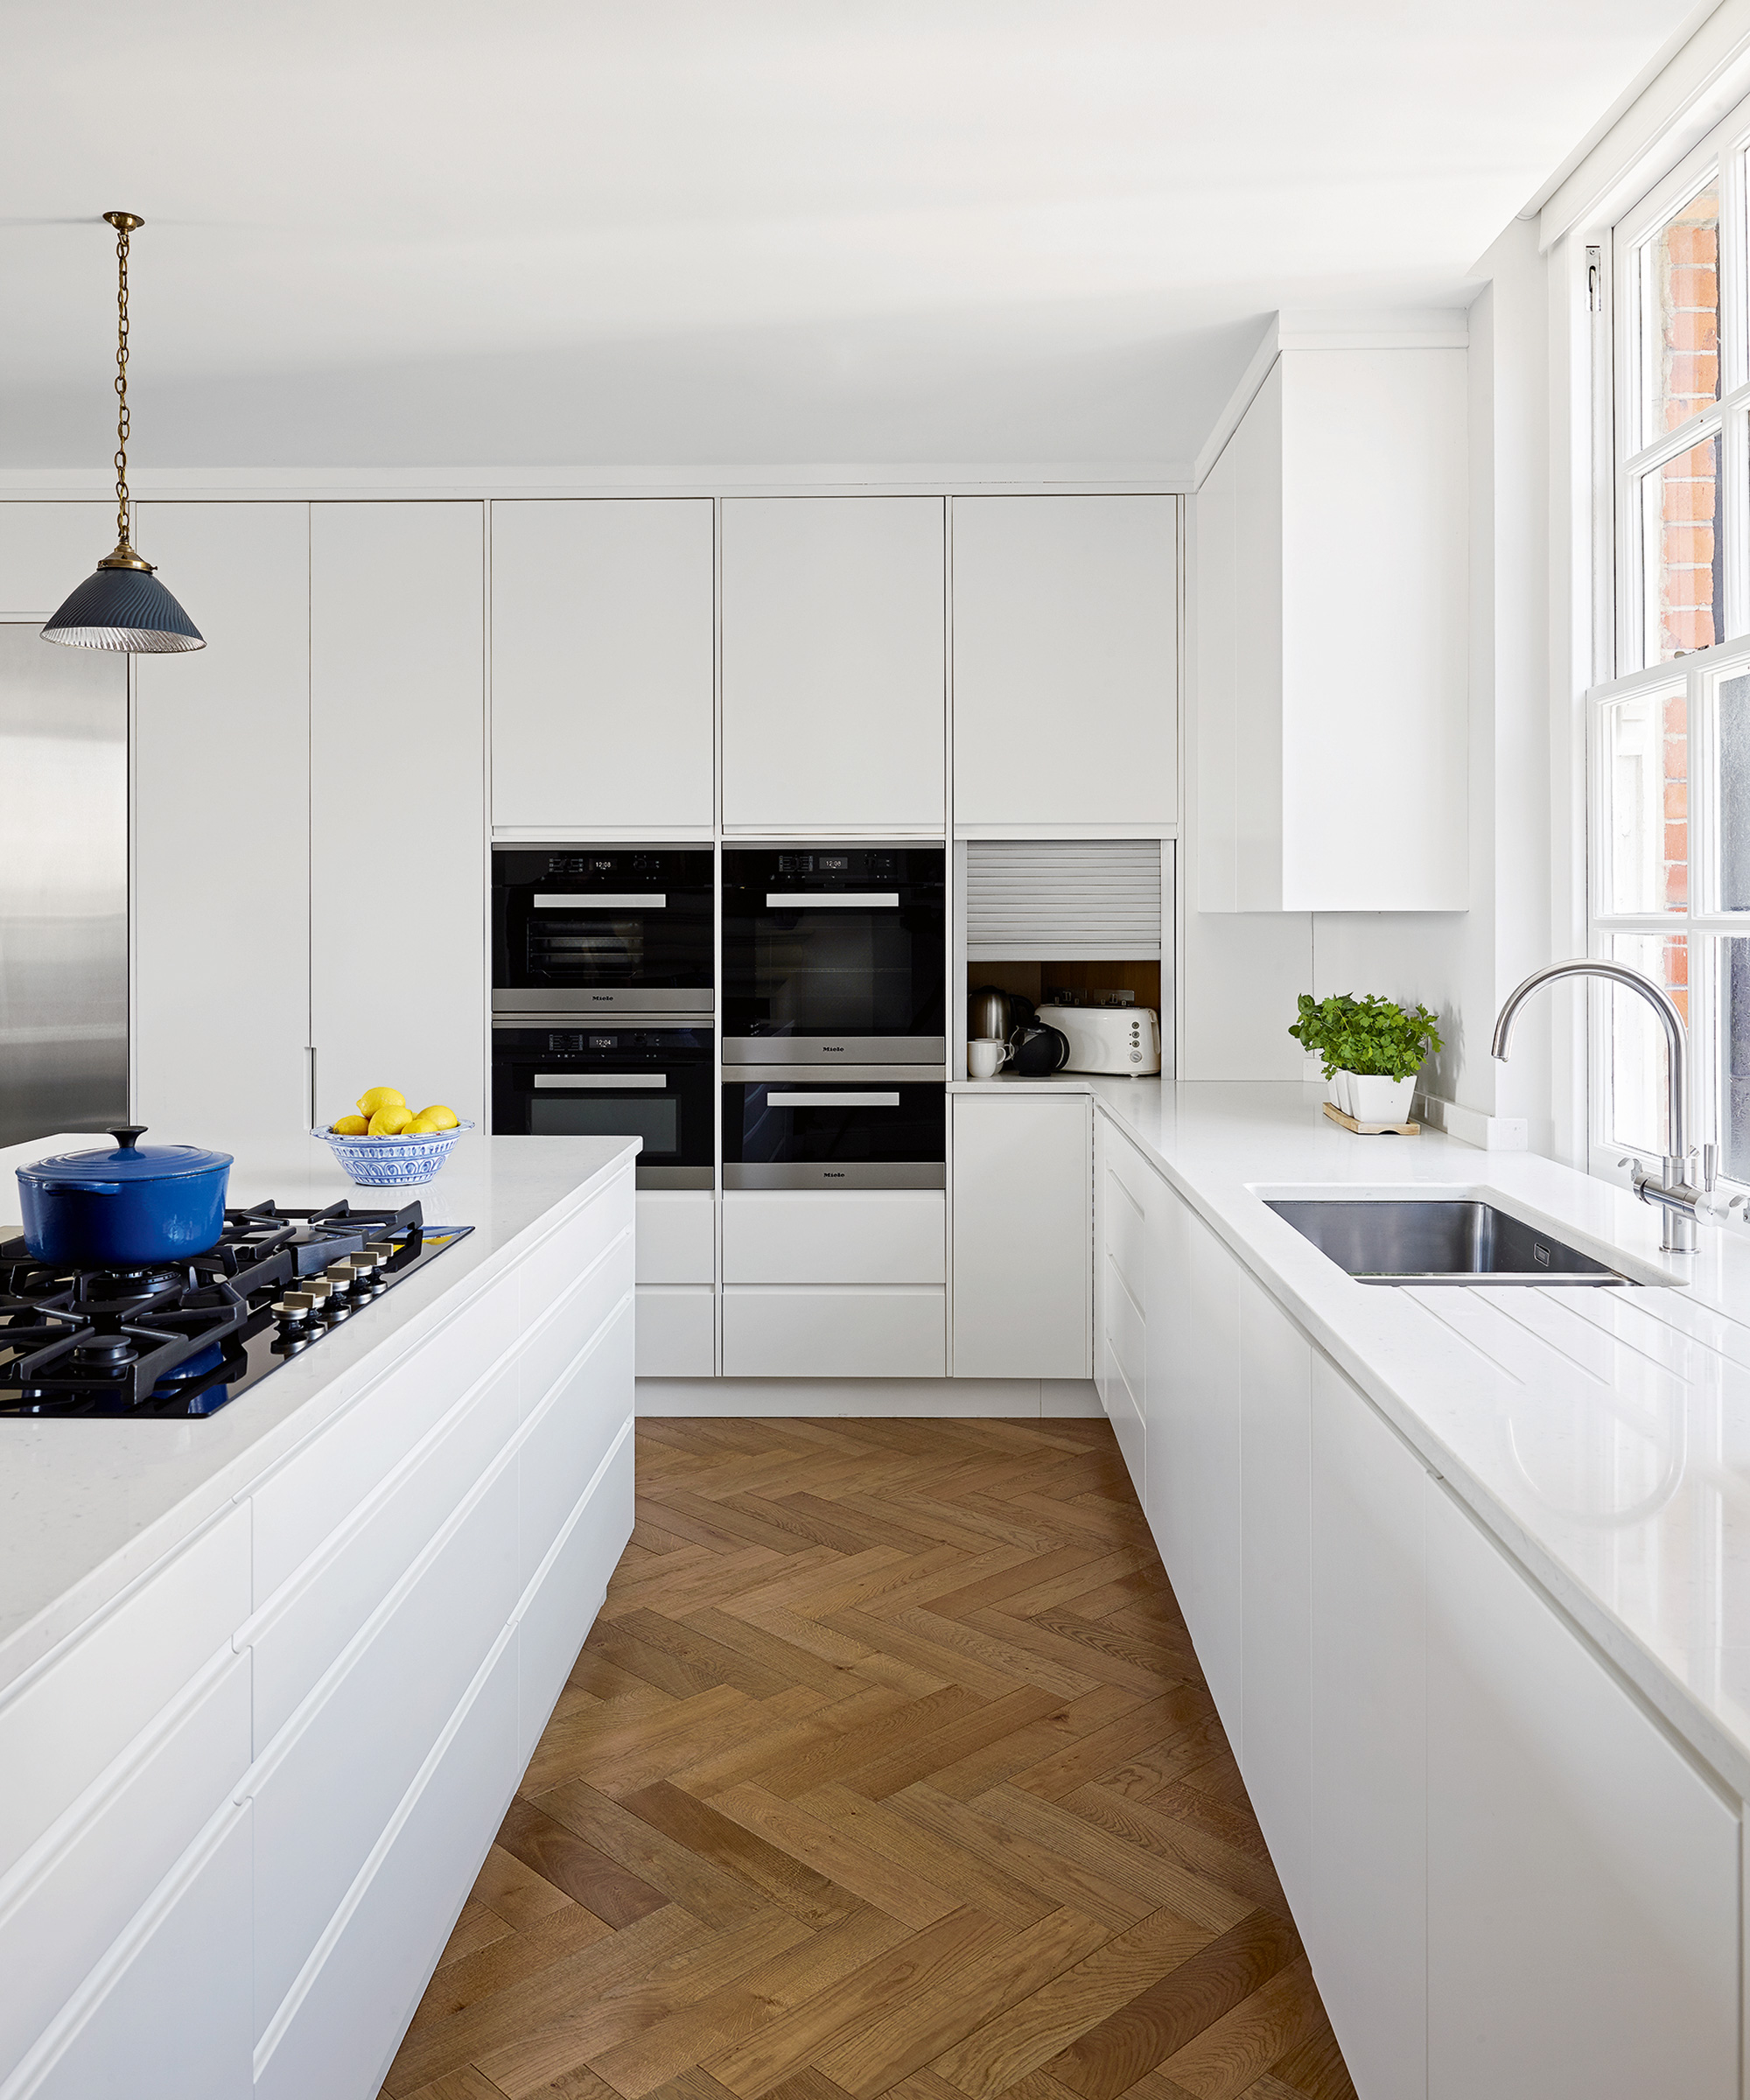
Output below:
[41,562,204,653]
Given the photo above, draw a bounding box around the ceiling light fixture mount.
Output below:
[41,210,203,654]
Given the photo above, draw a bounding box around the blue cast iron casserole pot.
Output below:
[18,1127,233,1266]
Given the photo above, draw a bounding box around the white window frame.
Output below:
[1587,90,1750,1185]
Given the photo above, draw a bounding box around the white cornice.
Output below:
[0,460,1196,501]
[1191,309,1469,490]
[1538,0,1750,248]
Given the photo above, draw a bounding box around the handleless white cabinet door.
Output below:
[952,495,1177,830]
[133,502,312,1138]
[721,497,945,830]
[951,1092,1089,1378]
[1144,1182,1242,1744]
[0,501,114,615]
[1307,1355,1427,2100]
[1237,1273,1312,1917]
[490,498,715,832]
[310,503,485,1128]
[1425,1481,1739,2100]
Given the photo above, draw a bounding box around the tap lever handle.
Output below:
[1704,1143,1719,1194]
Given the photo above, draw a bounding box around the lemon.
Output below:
[368,1104,413,1136]
[356,1085,406,1118]
[331,1114,368,1137]
[418,1103,459,1130]
[403,1114,440,1136]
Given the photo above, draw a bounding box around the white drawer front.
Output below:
[1104,1166,1148,1307]
[636,1191,715,1284]
[250,1282,518,1598]
[722,1287,945,1377]
[245,1360,522,1749]
[0,1505,249,1884]
[14,1801,252,2100]
[1108,1349,1144,1495]
[517,1229,635,1427]
[0,1649,250,2081]
[1104,1253,1146,1403]
[514,1176,635,1316]
[1104,1125,1155,1218]
[517,1425,634,1761]
[636,1285,716,1377]
[250,1457,518,2037]
[723,1191,945,1284]
[519,1304,635,1592]
[254,1631,518,2100]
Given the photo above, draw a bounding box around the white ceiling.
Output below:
[0,1,1711,473]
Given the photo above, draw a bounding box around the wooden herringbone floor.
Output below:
[382,1418,1355,2100]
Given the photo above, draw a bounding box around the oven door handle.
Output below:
[533,1073,668,1088]
[532,893,667,909]
[762,892,899,908]
[765,1091,901,1107]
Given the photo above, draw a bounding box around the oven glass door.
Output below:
[493,1028,714,1186]
[492,848,714,1014]
[722,1080,945,1188]
[722,847,944,1059]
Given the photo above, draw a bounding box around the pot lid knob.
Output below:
[109,1126,147,1152]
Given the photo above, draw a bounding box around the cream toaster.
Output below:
[1035,1004,1161,1076]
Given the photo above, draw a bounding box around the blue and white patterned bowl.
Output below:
[313,1119,474,1187]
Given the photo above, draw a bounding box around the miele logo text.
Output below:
[823,1045,844,1053]
[825,1172,845,1179]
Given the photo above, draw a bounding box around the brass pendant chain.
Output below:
[113,219,130,548]
[97,211,149,570]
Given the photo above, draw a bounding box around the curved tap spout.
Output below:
[1492,957,1694,1252]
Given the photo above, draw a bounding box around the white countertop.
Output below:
[959,1072,1750,1797]
[0,1130,638,1698]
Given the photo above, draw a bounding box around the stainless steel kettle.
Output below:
[969,985,1010,1040]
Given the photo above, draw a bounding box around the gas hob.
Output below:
[0,1199,474,1419]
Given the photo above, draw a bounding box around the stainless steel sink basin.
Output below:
[1264,1199,1634,1285]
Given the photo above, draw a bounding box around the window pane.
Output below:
[1719,673,1750,906]
[1721,939,1750,1180]
[1642,433,1721,662]
[1602,690,1687,911]
[1642,179,1720,443]
[1606,933,1689,1154]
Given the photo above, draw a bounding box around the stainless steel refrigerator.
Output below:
[0,624,128,1146]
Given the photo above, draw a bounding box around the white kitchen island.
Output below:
[0,1130,637,2100]
[959,1074,1750,2100]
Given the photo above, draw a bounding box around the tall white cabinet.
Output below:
[1196,341,1468,911]
[309,502,486,1128]
[950,1092,1090,1378]
[133,502,312,1138]
[951,495,1177,831]
[490,499,716,835]
[720,496,945,831]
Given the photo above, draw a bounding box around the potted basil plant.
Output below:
[1290,993,1444,1125]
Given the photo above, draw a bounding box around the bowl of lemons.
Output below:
[315,1088,472,1186]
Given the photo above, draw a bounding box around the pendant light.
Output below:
[42,213,203,654]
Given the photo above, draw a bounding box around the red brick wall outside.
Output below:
[1649,191,1718,1023]
[1654,194,1720,665]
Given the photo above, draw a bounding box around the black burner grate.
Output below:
[0,1200,472,1419]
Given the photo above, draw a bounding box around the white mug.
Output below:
[968,1038,1012,1080]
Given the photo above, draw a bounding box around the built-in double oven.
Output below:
[491,847,714,1187]
[721,845,946,1188]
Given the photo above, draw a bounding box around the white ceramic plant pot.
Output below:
[1350,1074,1417,1124]
[1328,1070,1355,1116]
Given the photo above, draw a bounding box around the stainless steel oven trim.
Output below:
[723,1035,943,1064]
[494,989,714,1016]
[724,1162,947,1190]
[532,892,667,909]
[761,892,900,907]
[729,1064,946,1083]
[639,1166,715,1189]
[533,1073,668,1088]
